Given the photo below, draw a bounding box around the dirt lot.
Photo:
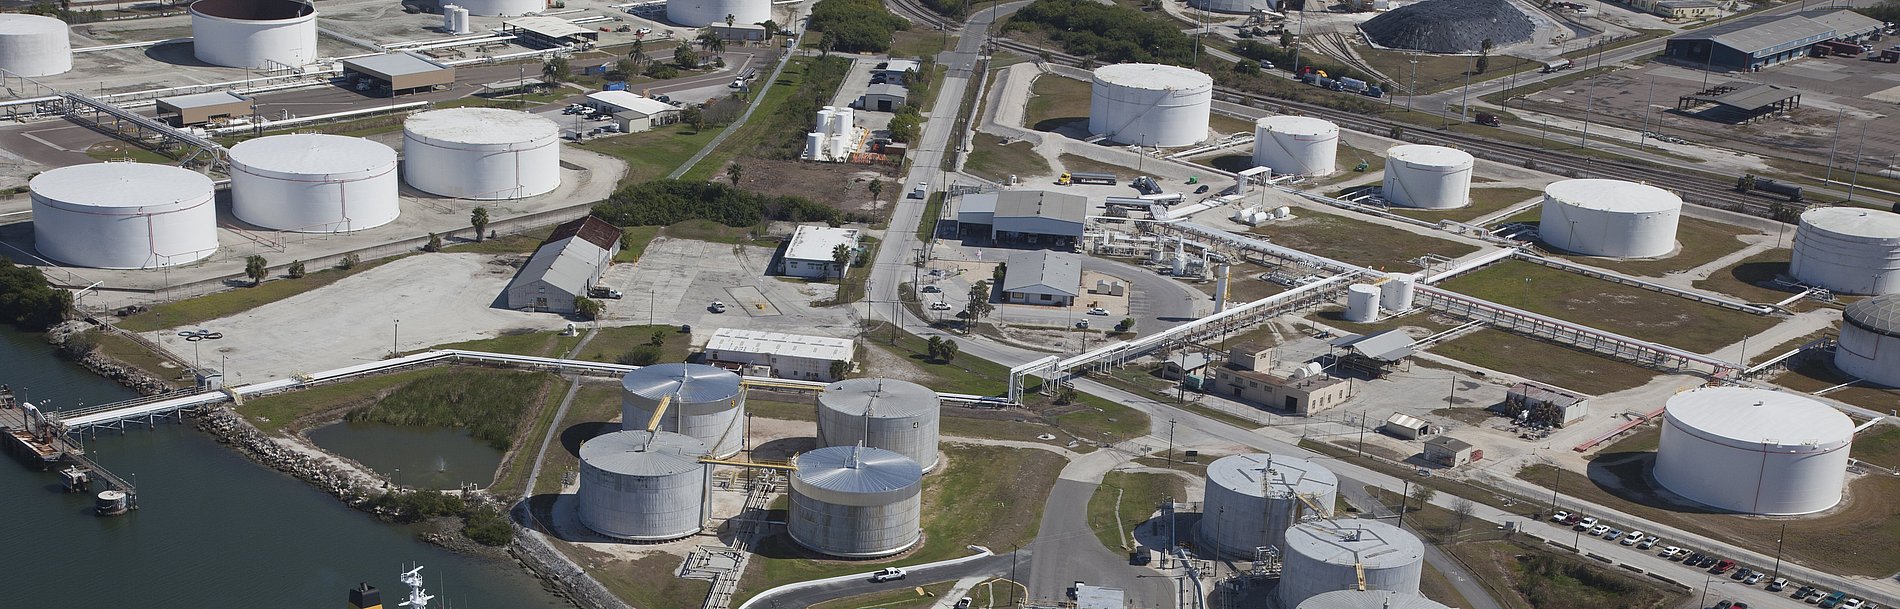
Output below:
[730,158,899,220]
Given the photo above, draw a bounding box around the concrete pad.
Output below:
[725,286,781,317]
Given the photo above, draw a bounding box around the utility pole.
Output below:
[1770,522,1786,581]
[1826,107,1844,183]
[1167,418,1177,463]
[1459,54,1474,122]
[1639,79,1655,150]
[1848,121,1868,202]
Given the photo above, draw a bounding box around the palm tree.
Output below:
[726,163,743,186]
[698,30,726,55]
[725,13,735,27]
[541,57,568,85]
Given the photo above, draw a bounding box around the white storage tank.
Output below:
[1089,63,1214,148]
[189,0,318,70]
[816,107,834,134]
[1279,519,1425,609]
[620,363,747,459]
[667,0,771,28]
[788,445,924,558]
[577,430,710,541]
[229,134,400,233]
[1654,387,1852,515]
[804,132,827,161]
[403,107,561,200]
[454,0,544,16]
[1297,591,1453,609]
[1253,116,1338,176]
[1790,207,1900,295]
[31,163,218,269]
[1379,273,1415,312]
[1381,145,1473,209]
[1538,179,1681,258]
[1837,295,1900,387]
[1195,453,1338,560]
[1344,284,1381,323]
[817,378,942,472]
[0,14,72,77]
[1189,0,1279,13]
[442,4,473,33]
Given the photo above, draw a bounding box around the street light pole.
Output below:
[393,319,400,358]
[1771,522,1787,581]
[1167,418,1177,463]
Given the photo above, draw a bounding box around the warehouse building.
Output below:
[155,91,253,126]
[1211,345,1353,414]
[778,225,861,279]
[501,16,599,47]
[341,52,455,95]
[1001,250,1082,306]
[1424,436,1480,467]
[992,190,1087,246]
[703,328,855,381]
[504,216,623,313]
[1503,381,1590,427]
[586,91,682,133]
[858,83,909,112]
[1664,10,1879,71]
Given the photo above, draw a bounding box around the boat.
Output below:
[350,564,437,609]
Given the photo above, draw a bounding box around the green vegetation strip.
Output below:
[964,139,1050,184]
[1088,471,1184,551]
[341,369,552,450]
[577,126,721,186]
[116,256,404,333]
[1437,259,1777,353]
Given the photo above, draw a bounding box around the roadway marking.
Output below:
[20,131,71,152]
[0,210,32,217]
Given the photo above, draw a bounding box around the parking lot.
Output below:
[1548,510,1866,609]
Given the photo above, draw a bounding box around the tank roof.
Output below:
[621,363,742,404]
[1664,387,1852,448]
[230,134,396,175]
[579,430,709,476]
[190,0,314,20]
[1296,591,1452,609]
[820,378,939,419]
[1387,144,1473,167]
[1093,63,1213,89]
[0,13,67,34]
[405,107,559,145]
[1207,453,1338,500]
[793,445,922,493]
[30,163,214,210]
[1845,295,1900,337]
[1800,207,1900,239]
[1286,519,1424,568]
[1544,179,1681,213]
[1256,115,1338,136]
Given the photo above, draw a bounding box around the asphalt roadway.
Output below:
[747,553,1020,609]
[1027,479,1179,608]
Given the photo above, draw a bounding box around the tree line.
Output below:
[591,179,845,227]
[809,0,909,53]
[1004,0,1197,65]
[0,257,71,331]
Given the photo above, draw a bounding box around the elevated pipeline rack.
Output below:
[0,388,138,514]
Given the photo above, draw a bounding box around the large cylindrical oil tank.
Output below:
[454,0,544,16]
[1344,284,1381,323]
[1195,453,1338,559]
[817,378,941,472]
[1653,386,1853,515]
[1837,295,1900,387]
[229,134,400,233]
[1189,0,1279,13]
[788,445,923,558]
[1381,145,1473,209]
[620,364,746,458]
[1538,179,1681,258]
[1279,520,1425,608]
[1253,116,1338,176]
[1790,207,1900,295]
[31,163,218,269]
[1297,591,1453,609]
[189,0,318,69]
[668,0,771,27]
[402,108,561,200]
[0,14,72,77]
[1089,64,1214,148]
[577,430,710,541]
[1380,273,1416,312]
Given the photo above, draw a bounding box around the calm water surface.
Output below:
[307,421,506,491]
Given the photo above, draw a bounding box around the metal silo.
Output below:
[1837,295,1900,387]
[1653,387,1853,515]
[1089,63,1214,148]
[620,364,746,459]
[1279,519,1425,609]
[0,14,72,77]
[230,134,399,233]
[189,0,318,69]
[1253,116,1338,176]
[402,108,561,200]
[30,163,219,269]
[578,430,710,541]
[1345,284,1381,323]
[1538,179,1681,259]
[1195,453,1338,560]
[817,378,942,472]
[1382,145,1473,210]
[1790,207,1900,295]
[1296,591,1453,609]
[788,445,924,558]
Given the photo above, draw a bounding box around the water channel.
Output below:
[307,421,506,491]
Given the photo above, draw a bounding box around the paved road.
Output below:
[745,553,1018,609]
[1026,479,1179,608]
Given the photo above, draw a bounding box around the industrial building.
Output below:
[1279,519,1425,608]
[1188,0,1277,13]
[1653,386,1853,515]
[341,53,456,95]
[1423,436,1480,467]
[702,328,855,381]
[990,190,1087,245]
[189,0,319,70]
[710,23,767,41]
[31,163,219,270]
[403,108,561,200]
[1296,591,1454,609]
[1790,207,1900,295]
[858,83,909,112]
[155,91,254,127]
[787,445,924,558]
[502,216,623,313]
[460,0,550,17]
[577,430,711,541]
[1210,345,1353,414]
[1001,251,1082,306]
[1676,82,1802,123]
[500,17,600,47]
[778,225,861,279]
[1329,330,1418,378]
[1089,63,1214,148]
[1254,116,1339,176]
[1380,413,1433,440]
[1160,351,1217,381]
[1837,295,1900,387]
[816,378,942,471]
[586,91,682,133]
[874,59,923,84]
[1196,453,1338,559]
[0,14,72,77]
[1538,179,1682,259]
[667,0,772,28]
[1382,145,1474,209]
[229,134,400,233]
[1502,381,1589,427]
[620,363,747,459]
[1663,10,1881,71]
[1648,0,1721,19]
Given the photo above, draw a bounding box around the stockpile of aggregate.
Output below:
[1360,0,1535,54]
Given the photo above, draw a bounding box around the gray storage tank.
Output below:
[817,378,942,472]
[1195,453,1338,559]
[621,364,746,458]
[788,445,924,558]
[1296,591,1453,609]
[1279,519,1425,608]
[577,430,711,541]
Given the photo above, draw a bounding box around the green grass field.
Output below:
[116,256,410,333]
[1088,471,1185,551]
[965,138,1049,184]
[1438,259,1778,353]
[1251,207,1479,269]
[576,125,721,185]
[1385,187,1542,223]
[1430,329,1659,396]
[1560,216,1756,277]
[1025,74,1090,130]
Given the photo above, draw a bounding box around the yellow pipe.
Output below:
[646,393,672,433]
[697,456,799,471]
[742,379,824,391]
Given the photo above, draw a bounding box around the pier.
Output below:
[1,388,138,511]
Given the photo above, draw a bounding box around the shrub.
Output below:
[1005,0,1195,65]
[0,256,71,330]
[462,506,513,546]
[808,0,908,53]
[616,344,663,365]
[592,179,842,227]
[337,253,361,270]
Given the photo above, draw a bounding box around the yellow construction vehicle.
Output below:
[1058,171,1074,186]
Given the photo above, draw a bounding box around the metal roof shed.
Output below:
[342,52,455,92]
[155,91,252,126]
[502,16,599,47]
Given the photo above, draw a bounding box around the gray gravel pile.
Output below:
[1360,0,1534,53]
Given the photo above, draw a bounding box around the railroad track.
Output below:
[885,0,961,32]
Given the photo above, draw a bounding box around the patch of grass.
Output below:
[681,57,844,182]
[491,378,565,498]
[1386,187,1542,223]
[576,125,722,186]
[1089,471,1185,551]
[965,138,1050,184]
[1210,113,1255,136]
[1038,390,1151,445]
[747,396,819,422]
[1057,153,1139,180]
[1559,216,1755,277]
[564,548,711,609]
[815,238,879,307]
[342,369,554,450]
[1430,329,1658,395]
[1768,355,1900,413]
[810,581,955,609]
[1690,248,1797,305]
[1448,538,1686,609]
[91,332,183,388]
[1025,74,1091,130]
[1420,562,1476,609]
[239,366,489,435]
[1354,46,1543,95]
[662,219,770,245]
[1251,207,1479,269]
[890,28,957,58]
[443,226,556,255]
[861,322,1013,396]
[434,329,582,358]
[532,381,621,496]
[85,142,175,163]
[919,192,947,241]
[614,225,663,263]
[1324,143,1385,183]
[569,324,696,364]
[115,256,406,333]
[1437,259,1779,353]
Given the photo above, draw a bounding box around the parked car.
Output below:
[870,567,907,582]
[1715,601,1733,609]
[1550,511,1571,523]
[1589,525,1610,537]
[1605,529,1624,541]
[1076,319,1090,329]
[1745,572,1765,585]
[1731,567,1751,580]
[1087,307,1109,315]
[708,301,727,313]
[1767,579,1788,592]
[1658,546,1680,559]
[1682,552,1703,565]
[920,285,941,293]
[930,302,952,310]
[1575,517,1599,530]
[1637,536,1659,549]
[588,286,623,299]
[1712,559,1737,574]
[1807,590,1826,604]
[1842,599,1865,609]
[954,598,973,609]
[1735,604,1750,609]
[1619,530,1643,545]
[1820,591,1847,608]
